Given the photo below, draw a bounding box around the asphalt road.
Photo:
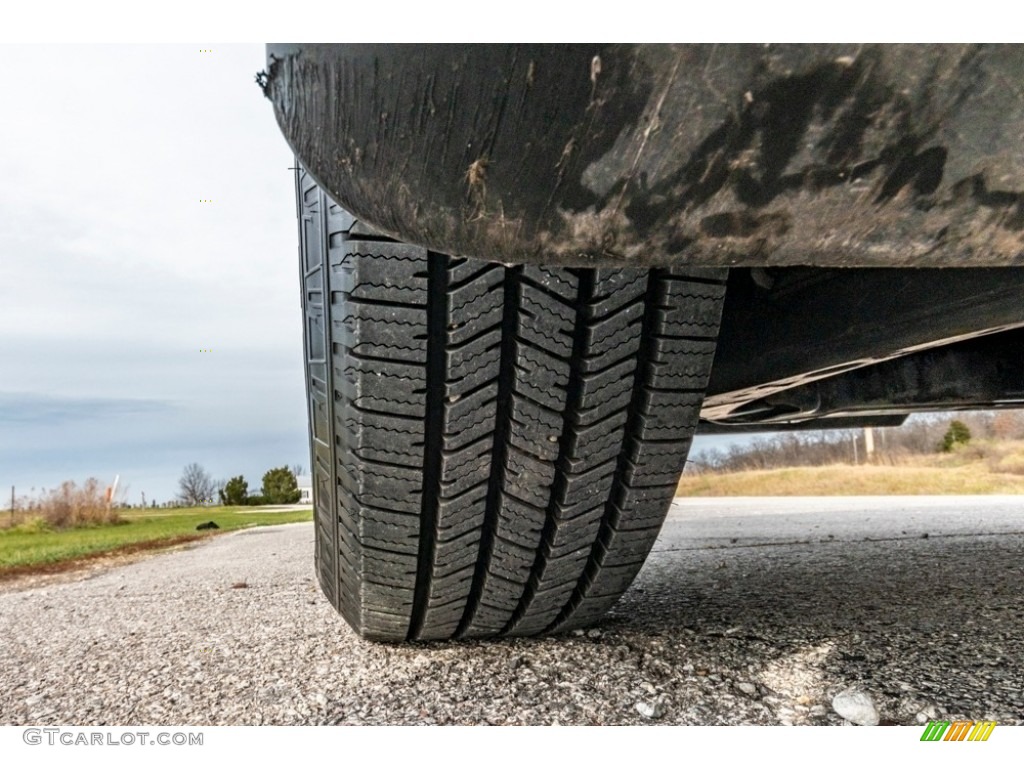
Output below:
[1,496,1022,725]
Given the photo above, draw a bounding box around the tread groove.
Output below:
[455,266,521,638]
[503,270,594,634]
[408,253,447,640]
[545,269,664,633]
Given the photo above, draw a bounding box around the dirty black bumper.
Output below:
[264,44,1024,268]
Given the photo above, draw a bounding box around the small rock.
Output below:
[571,629,585,637]
[735,682,758,697]
[832,688,880,726]
[586,629,602,639]
[636,696,668,719]
[810,705,828,717]
[916,705,939,723]
[796,694,811,705]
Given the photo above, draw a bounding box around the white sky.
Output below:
[1,45,301,502]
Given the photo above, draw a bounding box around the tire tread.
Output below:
[296,168,726,641]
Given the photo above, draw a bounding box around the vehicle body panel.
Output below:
[265,43,1024,269]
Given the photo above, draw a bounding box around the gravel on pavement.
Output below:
[1,496,1021,726]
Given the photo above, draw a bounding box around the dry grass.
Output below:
[679,440,1024,496]
[2,478,121,530]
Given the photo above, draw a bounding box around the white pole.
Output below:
[864,428,875,461]
[108,475,119,509]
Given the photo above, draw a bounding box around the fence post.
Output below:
[10,485,14,525]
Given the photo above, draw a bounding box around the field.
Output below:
[0,506,313,576]
[678,440,1024,496]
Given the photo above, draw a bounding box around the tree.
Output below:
[177,463,215,506]
[219,475,249,506]
[261,466,301,504]
[941,420,972,452]
[290,464,305,479]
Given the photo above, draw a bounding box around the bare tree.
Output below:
[178,463,215,506]
[290,464,305,478]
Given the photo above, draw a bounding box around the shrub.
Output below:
[261,467,301,504]
[34,479,121,529]
[941,420,972,452]
[219,475,249,506]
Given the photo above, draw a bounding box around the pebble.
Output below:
[636,696,668,719]
[832,688,880,726]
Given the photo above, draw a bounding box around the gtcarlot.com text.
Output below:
[23,728,203,746]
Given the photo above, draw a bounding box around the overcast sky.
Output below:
[1,45,301,503]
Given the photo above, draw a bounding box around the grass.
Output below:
[0,506,312,575]
[678,440,1024,497]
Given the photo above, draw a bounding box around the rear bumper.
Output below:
[265,44,1024,268]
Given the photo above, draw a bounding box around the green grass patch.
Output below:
[0,506,312,573]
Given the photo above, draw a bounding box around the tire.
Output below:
[296,168,727,641]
